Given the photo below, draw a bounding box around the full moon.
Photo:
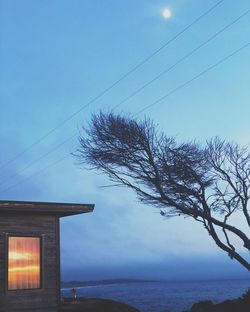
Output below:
[162,8,172,19]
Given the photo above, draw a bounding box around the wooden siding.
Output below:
[0,213,60,312]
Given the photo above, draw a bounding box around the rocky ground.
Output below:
[185,290,250,312]
[60,298,140,312]
[61,290,250,312]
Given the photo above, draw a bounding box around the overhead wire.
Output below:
[112,9,250,111]
[1,41,248,195]
[0,133,77,189]
[0,155,70,195]
[1,7,247,191]
[135,42,250,115]
[0,0,225,173]
[0,7,248,192]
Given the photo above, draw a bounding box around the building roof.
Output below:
[0,200,94,217]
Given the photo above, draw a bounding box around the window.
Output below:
[8,236,41,290]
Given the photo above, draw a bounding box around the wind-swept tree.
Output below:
[76,112,250,272]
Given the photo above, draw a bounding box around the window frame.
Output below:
[6,234,43,291]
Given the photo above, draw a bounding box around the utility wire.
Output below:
[0,0,225,173]
[0,8,247,191]
[0,155,70,195]
[1,42,248,195]
[0,133,77,189]
[112,9,249,111]
[135,42,250,115]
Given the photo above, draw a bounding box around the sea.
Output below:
[61,278,250,312]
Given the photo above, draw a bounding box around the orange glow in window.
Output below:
[8,237,41,290]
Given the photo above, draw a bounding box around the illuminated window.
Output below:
[8,236,41,290]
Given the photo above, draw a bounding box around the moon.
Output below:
[162,8,172,19]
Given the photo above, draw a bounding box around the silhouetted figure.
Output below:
[71,288,77,301]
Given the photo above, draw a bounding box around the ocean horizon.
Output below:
[61,278,250,312]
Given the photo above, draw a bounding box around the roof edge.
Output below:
[0,200,94,217]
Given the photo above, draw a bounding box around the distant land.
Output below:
[61,279,155,288]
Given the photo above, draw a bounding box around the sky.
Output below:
[0,0,250,281]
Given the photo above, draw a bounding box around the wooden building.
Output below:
[0,200,94,312]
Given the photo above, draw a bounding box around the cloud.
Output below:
[1,136,248,282]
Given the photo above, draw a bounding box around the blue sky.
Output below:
[0,0,250,281]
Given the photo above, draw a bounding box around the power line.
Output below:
[0,0,225,173]
[0,155,70,195]
[0,133,77,189]
[1,42,248,195]
[112,9,249,111]
[0,8,247,191]
[135,42,250,115]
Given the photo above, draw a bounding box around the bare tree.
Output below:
[76,112,250,272]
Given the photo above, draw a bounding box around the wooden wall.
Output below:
[0,213,60,311]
